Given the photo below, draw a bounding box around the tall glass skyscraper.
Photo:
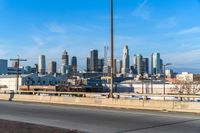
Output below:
[90,49,98,72]
[151,53,161,75]
[133,54,143,75]
[48,61,57,74]
[38,55,46,75]
[116,59,122,74]
[61,50,69,74]
[142,58,149,74]
[122,45,130,76]
[71,56,77,73]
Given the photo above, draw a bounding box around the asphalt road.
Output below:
[0,100,200,133]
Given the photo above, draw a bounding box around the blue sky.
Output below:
[1,0,200,72]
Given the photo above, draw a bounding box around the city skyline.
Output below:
[0,0,200,72]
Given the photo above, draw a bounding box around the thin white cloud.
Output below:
[32,36,45,46]
[132,0,151,20]
[163,49,200,67]
[177,27,200,35]
[45,23,66,33]
[156,17,178,29]
[165,26,200,36]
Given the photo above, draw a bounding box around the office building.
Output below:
[160,59,163,74]
[142,58,149,74]
[121,45,130,76]
[98,58,104,72]
[38,55,46,75]
[61,50,69,74]
[116,59,122,74]
[0,59,8,75]
[151,53,161,75]
[90,49,98,72]
[86,57,91,72]
[133,54,143,75]
[48,61,57,74]
[71,56,77,72]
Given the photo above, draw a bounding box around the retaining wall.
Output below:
[0,94,200,113]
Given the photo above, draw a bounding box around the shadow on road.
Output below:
[116,119,200,133]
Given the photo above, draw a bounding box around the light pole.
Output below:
[163,63,172,100]
[108,0,114,98]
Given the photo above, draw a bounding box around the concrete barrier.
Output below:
[0,94,200,113]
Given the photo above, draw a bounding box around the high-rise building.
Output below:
[151,53,161,75]
[90,49,98,72]
[71,56,77,72]
[142,58,149,74]
[34,64,38,74]
[160,59,163,74]
[48,61,57,74]
[106,59,116,75]
[98,58,104,72]
[61,50,69,74]
[121,45,130,76]
[38,55,46,75]
[133,54,143,75]
[86,57,91,72]
[0,59,8,75]
[116,59,122,74]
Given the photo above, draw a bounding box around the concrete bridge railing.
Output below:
[0,93,200,113]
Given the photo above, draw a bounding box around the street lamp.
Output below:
[163,63,172,100]
[108,0,114,98]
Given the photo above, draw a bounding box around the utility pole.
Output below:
[108,0,114,98]
[10,55,27,91]
[163,63,172,100]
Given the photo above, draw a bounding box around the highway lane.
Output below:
[0,100,200,133]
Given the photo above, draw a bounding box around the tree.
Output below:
[171,81,200,101]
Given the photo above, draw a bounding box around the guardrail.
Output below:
[0,90,200,101]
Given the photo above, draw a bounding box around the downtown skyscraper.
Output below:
[38,55,46,75]
[121,45,130,76]
[71,56,77,73]
[87,49,103,72]
[61,50,69,74]
[90,49,98,72]
[133,54,143,75]
[151,52,161,75]
[133,55,149,75]
[48,61,57,74]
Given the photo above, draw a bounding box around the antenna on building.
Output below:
[10,55,27,91]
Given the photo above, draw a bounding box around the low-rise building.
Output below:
[0,74,68,91]
[176,72,194,82]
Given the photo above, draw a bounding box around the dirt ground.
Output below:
[0,119,80,133]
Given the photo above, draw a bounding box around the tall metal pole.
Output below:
[109,0,114,98]
[163,65,166,100]
[16,55,19,91]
